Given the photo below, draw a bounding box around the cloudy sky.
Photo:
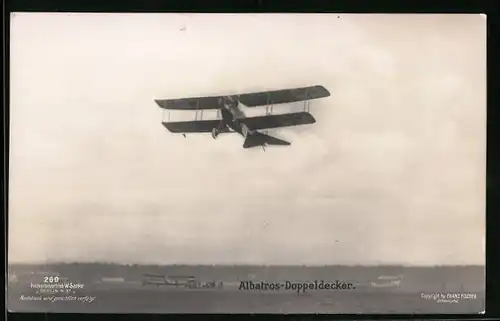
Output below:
[9,13,486,265]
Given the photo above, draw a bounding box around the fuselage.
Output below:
[219,96,252,137]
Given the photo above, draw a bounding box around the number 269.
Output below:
[44,276,59,283]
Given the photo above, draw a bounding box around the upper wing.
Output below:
[154,85,329,109]
[236,85,330,107]
[240,112,316,131]
[162,120,220,133]
[155,97,221,110]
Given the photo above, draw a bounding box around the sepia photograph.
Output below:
[7,13,486,314]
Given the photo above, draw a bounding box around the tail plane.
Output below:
[243,132,291,149]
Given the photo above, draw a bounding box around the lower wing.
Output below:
[239,112,315,131]
[162,120,221,133]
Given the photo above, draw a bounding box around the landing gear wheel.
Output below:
[212,128,219,139]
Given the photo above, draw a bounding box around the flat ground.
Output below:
[7,264,485,314]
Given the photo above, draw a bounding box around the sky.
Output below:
[9,13,486,265]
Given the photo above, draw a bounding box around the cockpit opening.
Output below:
[222,96,238,110]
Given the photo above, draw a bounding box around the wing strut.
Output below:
[265,92,274,116]
[304,100,310,112]
[161,108,171,123]
[303,88,310,112]
[193,100,205,121]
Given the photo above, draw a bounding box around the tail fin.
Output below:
[243,132,291,149]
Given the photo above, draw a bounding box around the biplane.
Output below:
[154,85,330,150]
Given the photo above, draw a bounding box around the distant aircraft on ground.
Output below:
[154,85,330,150]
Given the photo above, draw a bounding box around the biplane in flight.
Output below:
[154,85,330,150]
